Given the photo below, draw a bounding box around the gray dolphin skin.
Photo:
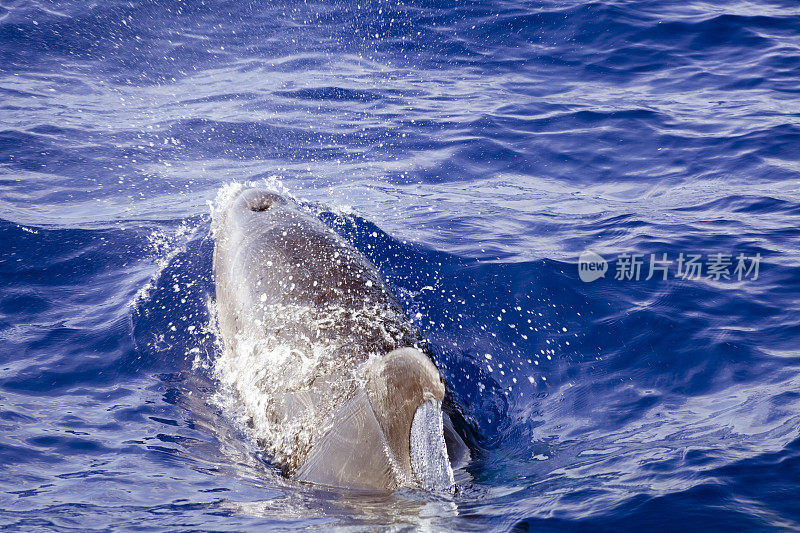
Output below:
[213,187,467,492]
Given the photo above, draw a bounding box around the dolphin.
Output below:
[212,187,468,492]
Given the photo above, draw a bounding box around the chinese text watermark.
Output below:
[578,251,761,282]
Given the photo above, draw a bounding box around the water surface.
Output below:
[2,0,800,530]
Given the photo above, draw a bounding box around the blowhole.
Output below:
[248,197,273,212]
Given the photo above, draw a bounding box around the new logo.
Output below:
[578,250,608,282]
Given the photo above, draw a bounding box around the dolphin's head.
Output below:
[213,187,290,277]
[223,187,291,232]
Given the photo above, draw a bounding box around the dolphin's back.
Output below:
[212,188,423,479]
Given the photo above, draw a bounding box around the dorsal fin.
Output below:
[294,390,401,491]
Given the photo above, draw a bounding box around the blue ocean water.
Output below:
[2,0,800,529]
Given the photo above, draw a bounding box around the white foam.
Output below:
[131,221,198,309]
[410,400,455,493]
